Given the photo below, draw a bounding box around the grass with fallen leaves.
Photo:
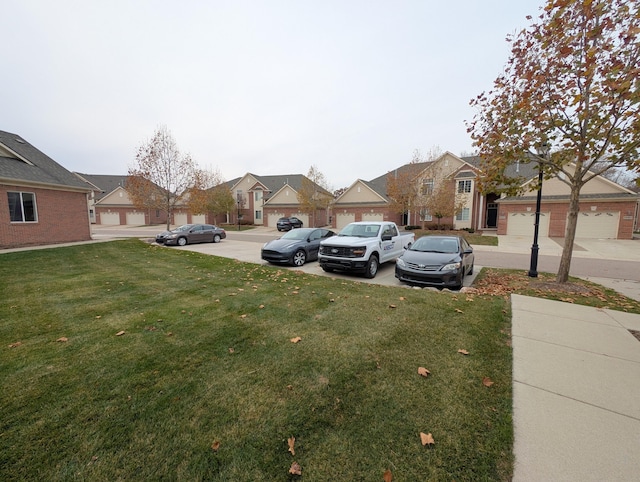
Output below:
[1,239,512,481]
[472,268,640,314]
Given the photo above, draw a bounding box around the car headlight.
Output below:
[442,262,461,271]
[396,257,405,267]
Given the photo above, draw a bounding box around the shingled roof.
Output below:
[74,173,129,201]
[0,130,90,191]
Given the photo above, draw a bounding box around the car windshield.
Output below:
[173,225,193,232]
[410,237,459,253]
[281,229,309,240]
[338,224,380,238]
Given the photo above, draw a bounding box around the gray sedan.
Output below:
[395,235,474,289]
[156,224,227,246]
[261,228,335,266]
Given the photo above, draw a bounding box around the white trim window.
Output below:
[457,180,472,193]
[420,209,433,222]
[8,191,37,222]
[456,208,470,221]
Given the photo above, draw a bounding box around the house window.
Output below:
[254,190,263,202]
[422,179,434,195]
[456,208,470,221]
[8,191,37,222]
[458,180,472,193]
[420,209,432,222]
[255,211,262,220]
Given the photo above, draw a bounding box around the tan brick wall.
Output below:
[1,184,91,248]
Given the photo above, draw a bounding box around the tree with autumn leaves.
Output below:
[468,0,640,283]
[127,126,232,229]
[297,165,333,227]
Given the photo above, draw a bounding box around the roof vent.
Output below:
[15,138,25,144]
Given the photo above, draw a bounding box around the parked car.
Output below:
[156,224,226,246]
[262,228,335,266]
[395,235,474,289]
[276,217,303,231]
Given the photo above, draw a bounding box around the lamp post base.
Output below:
[528,244,539,278]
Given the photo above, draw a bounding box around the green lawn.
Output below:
[1,240,512,481]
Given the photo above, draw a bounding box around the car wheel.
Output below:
[213,234,221,243]
[292,250,306,266]
[364,255,379,279]
[468,264,474,275]
[177,237,187,246]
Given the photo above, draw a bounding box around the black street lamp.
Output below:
[528,142,550,278]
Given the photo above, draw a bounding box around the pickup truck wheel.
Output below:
[364,255,379,279]
[292,250,306,267]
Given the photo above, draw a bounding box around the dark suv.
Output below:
[276,217,303,231]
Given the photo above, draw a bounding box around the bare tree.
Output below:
[128,126,199,230]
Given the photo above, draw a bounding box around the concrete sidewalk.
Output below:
[511,294,640,481]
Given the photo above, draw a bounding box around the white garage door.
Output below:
[506,212,550,237]
[126,212,145,225]
[293,213,309,228]
[174,213,188,226]
[100,212,120,225]
[574,211,619,239]
[336,212,355,230]
[268,213,284,228]
[362,212,384,222]
[192,214,206,224]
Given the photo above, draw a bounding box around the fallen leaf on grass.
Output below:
[228,348,235,353]
[457,349,469,355]
[482,377,494,387]
[9,342,22,348]
[259,304,265,309]
[56,337,68,342]
[383,469,393,481]
[420,432,435,446]
[289,462,302,475]
[290,337,302,343]
[115,331,125,336]
[418,367,431,378]
[240,314,248,319]
[389,304,397,309]
[455,308,464,313]
[287,436,295,455]
[399,296,406,301]
[211,441,220,451]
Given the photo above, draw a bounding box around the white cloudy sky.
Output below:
[3,0,544,189]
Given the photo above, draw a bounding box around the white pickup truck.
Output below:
[318,221,415,278]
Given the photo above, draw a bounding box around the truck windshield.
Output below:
[338,224,380,237]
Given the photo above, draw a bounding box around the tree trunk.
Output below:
[557,184,581,283]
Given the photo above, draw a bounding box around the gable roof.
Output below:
[0,130,90,191]
[231,173,332,199]
[74,173,129,201]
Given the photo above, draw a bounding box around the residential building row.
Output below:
[1,129,638,249]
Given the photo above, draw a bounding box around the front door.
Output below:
[486,203,498,228]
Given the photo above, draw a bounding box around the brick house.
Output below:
[331,151,638,239]
[229,173,333,228]
[493,161,638,239]
[0,130,92,249]
[74,173,167,226]
[331,152,481,231]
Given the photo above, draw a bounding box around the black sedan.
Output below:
[262,228,335,266]
[156,224,226,246]
[395,235,474,289]
[276,217,303,231]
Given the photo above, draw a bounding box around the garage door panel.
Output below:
[174,213,188,226]
[574,212,619,239]
[507,212,550,237]
[336,213,355,230]
[192,214,206,224]
[293,213,309,228]
[268,213,284,228]
[362,213,384,222]
[100,212,121,225]
[126,212,145,225]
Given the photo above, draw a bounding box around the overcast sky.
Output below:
[3,0,544,190]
